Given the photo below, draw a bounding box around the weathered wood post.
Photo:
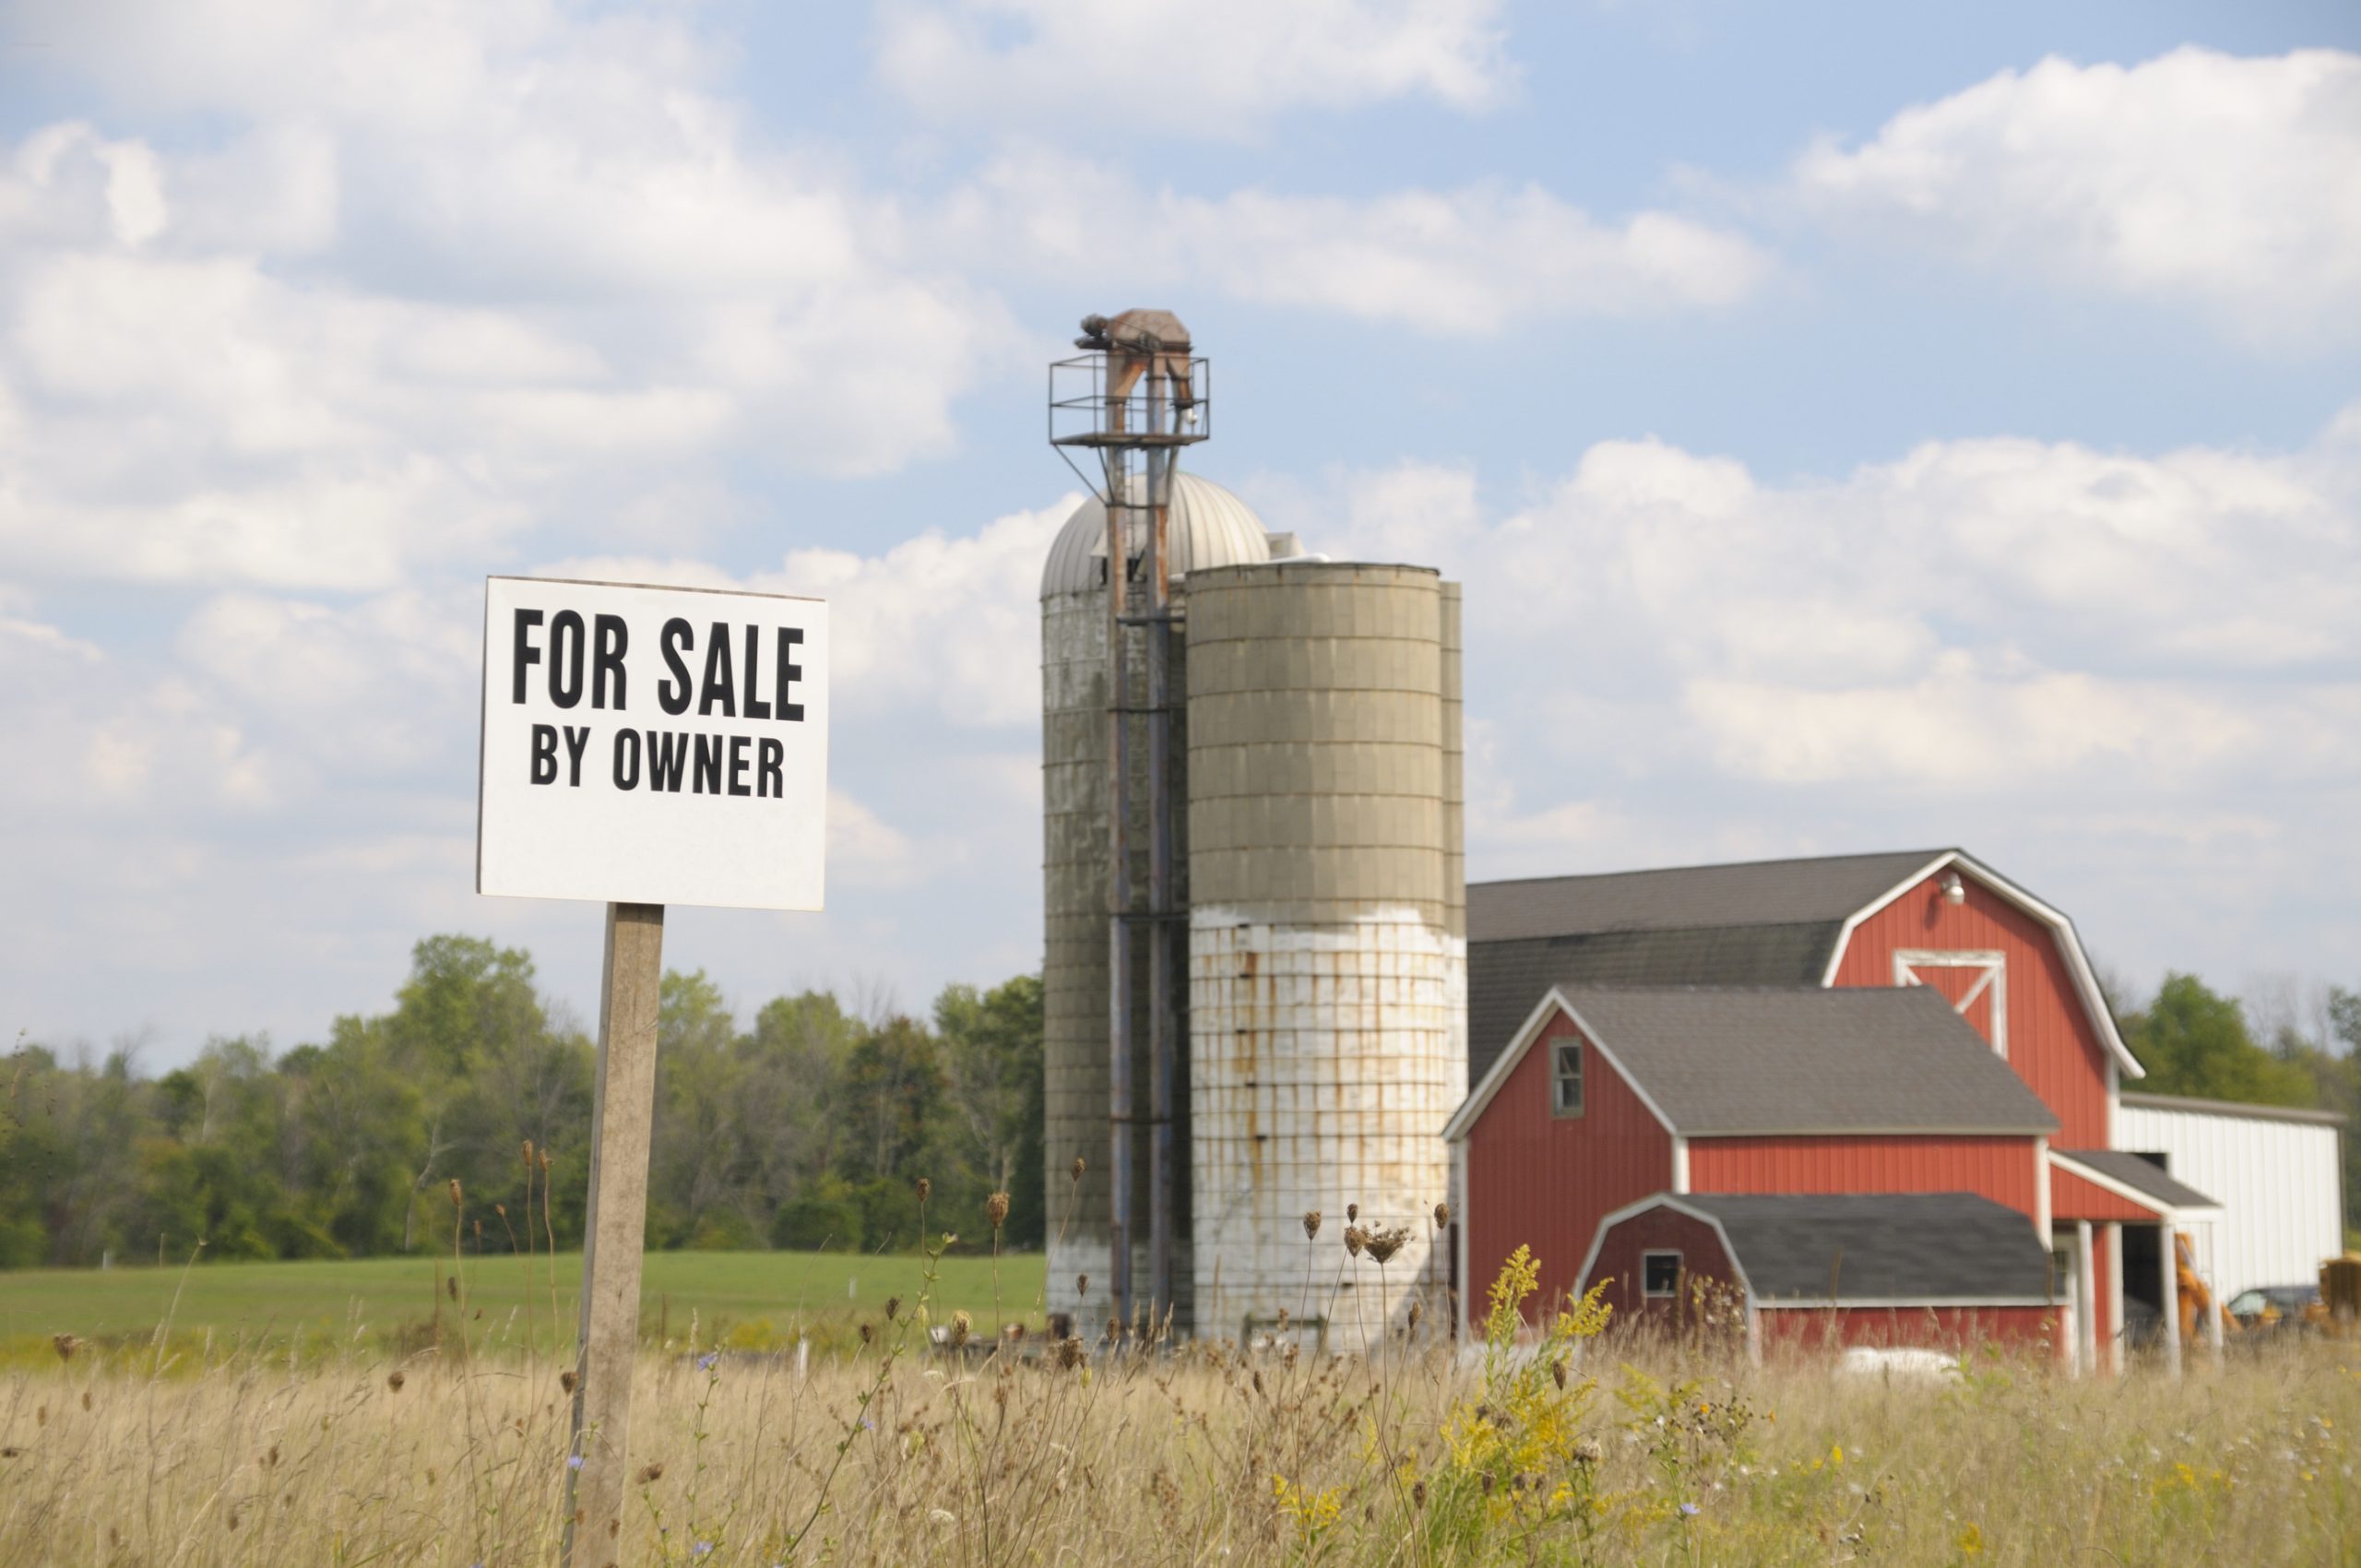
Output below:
[563,900,665,1566]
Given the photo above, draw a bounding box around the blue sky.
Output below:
[2,0,2357,1065]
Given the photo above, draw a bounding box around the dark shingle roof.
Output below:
[1465,850,1947,1083]
[1471,849,1945,942]
[1673,1193,2056,1302]
[2054,1149,2220,1211]
[1561,985,2058,1135]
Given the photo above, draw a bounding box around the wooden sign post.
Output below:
[564,901,664,1564]
[475,576,829,1568]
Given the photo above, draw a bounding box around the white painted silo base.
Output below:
[1189,906,1465,1354]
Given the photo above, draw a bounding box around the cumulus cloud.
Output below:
[0,0,1019,599]
[876,0,1514,128]
[1792,47,2361,342]
[946,153,1770,331]
[1270,410,2361,844]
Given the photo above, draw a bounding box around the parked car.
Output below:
[2225,1284,2323,1332]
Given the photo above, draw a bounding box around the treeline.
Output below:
[0,935,1043,1269]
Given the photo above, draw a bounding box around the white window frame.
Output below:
[1550,1038,1584,1119]
[1893,948,2008,1059]
[1642,1250,1682,1299]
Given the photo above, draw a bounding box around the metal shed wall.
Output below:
[2114,1096,2344,1300]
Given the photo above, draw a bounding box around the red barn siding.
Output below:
[2051,1166,2153,1223]
[1831,872,2112,1146]
[1465,1007,1674,1324]
[1759,1305,2057,1352]
[1581,1205,1737,1324]
[1688,1134,2043,1218]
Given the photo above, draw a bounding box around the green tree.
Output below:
[934,973,1046,1247]
[2124,973,2317,1107]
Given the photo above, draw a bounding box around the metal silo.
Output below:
[1039,470,1271,1335]
[1183,562,1467,1351]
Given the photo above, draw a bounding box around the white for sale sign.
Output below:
[476,576,828,909]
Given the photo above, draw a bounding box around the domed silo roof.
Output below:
[1040,471,1273,599]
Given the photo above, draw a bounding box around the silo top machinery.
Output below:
[1043,313,1465,1346]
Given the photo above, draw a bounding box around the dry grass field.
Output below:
[5,1244,2358,1567]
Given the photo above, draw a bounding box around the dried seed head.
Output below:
[1301,1210,1322,1241]
[885,1295,902,1322]
[1077,1273,1090,1300]
[1070,1157,1086,1182]
[1406,1300,1423,1331]
[448,1178,462,1209]
[560,1370,577,1394]
[1347,1203,1359,1223]
[1550,1358,1568,1391]
[522,1139,534,1164]
[1055,1336,1087,1371]
[1365,1227,1408,1265]
[1275,1306,1290,1331]
[636,1461,664,1485]
[386,1370,407,1393]
[539,1150,552,1172]
[1573,1437,1603,1466]
[1480,1472,1496,1496]
[985,1192,1011,1229]
[859,1322,875,1345]
[1344,1225,1366,1258]
[51,1334,77,1363]
[951,1311,972,1348]
[1003,1322,1026,1341]
[494,1204,506,1218]
[1412,1479,1428,1509]
[914,1176,932,1204]
[1433,1201,1451,1229]
[445,1276,459,1301]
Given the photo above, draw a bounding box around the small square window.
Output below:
[1550,1039,1584,1118]
[1643,1252,1682,1299]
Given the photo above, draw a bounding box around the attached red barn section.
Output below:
[1579,1192,2059,1356]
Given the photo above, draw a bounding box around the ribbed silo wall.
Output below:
[1039,586,1194,1332]
[1183,563,1466,1352]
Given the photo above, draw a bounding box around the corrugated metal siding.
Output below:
[2116,1099,2345,1299]
[1833,873,2112,1146]
[1758,1305,2056,1351]
[1688,1135,2042,1218]
[2049,1166,2153,1223]
[1465,1006,1673,1323]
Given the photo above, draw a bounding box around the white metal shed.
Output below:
[2116,1091,2345,1301]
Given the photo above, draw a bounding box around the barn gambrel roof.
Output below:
[1463,848,2142,1088]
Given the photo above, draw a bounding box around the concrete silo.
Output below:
[1182,563,1465,1350]
[1039,311,1465,1348]
[1039,472,1271,1334]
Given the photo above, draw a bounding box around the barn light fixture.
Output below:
[1940,871,1966,906]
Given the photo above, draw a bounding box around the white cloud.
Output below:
[1286,410,2361,819]
[949,153,1770,331]
[876,0,1514,128]
[0,1,1021,597]
[1793,47,2361,341]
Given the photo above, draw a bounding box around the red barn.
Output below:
[1580,1193,2058,1354]
[1446,849,2224,1371]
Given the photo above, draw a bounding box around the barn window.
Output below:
[1550,1039,1584,1118]
[1643,1251,1682,1298]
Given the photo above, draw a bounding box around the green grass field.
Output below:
[0,1247,1050,1359]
